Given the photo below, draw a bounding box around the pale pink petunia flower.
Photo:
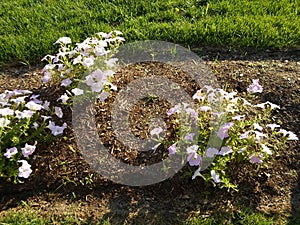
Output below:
[199,106,211,111]
[151,143,161,151]
[43,101,50,111]
[47,121,67,136]
[41,54,55,62]
[286,131,298,141]
[241,98,252,106]
[103,69,115,78]
[94,45,106,56]
[150,127,163,136]
[238,147,246,153]
[207,92,217,103]
[232,115,245,121]
[30,94,42,104]
[247,79,263,93]
[186,145,199,154]
[53,52,68,63]
[167,104,181,116]
[187,152,202,166]
[240,130,252,139]
[217,122,234,140]
[42,71,51,83]
[21,110,34,119]
[54,107,63,118]
[253,123,263,131]
[186,145,201,166]
[219,146,233,156]
[42,64,56,72]
[82,56,95,67]
[4,147,18,158]
[192,167,201,180]
[206,148,219,158]
[91,82,104,93]
[61,78,72,87]
[255,101,280,110]
[105,58,118,68]
[185,133,196,141]
[86,69,104,92]
[11,96,27,105]
[249,154,263,164]
[71,88,84,96]
[224,91,237,100]
[279,129,299,140]
[0,118,10,127]
[0,108,14,116]
[98,91,110,102]
[185,107,197,115]
[203,85,214,92]
[57,64,64,71]
[266,124,280,130]
[253,131,267,142]
[279,129,289,136]
[32,122,39,129]
[211,170,221,183]
[76,43,92,52]
[108,83,117,91]
[57,93,70,104]
[73,55,82,65]
[97,31,112,39]
[14,110,23,119]
[213,112,225,118]
[261,144,272,155]
[192,90,205,101]
[25,101,43,111]
[18,160,32,178]
[21,143,36,157]
[41,115,52,121]
[168,143,177,155]
[55,37,72,45]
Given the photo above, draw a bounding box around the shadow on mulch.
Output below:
[192,46,300,61]
[0,48,299,224]
[289,176,300,225]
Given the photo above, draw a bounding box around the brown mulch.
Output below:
[0,49,299,224]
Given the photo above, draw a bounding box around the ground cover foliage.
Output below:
[0,0,299,64]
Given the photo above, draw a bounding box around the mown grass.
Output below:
[0,208,296,225]
[0,0,299,64]
[0,209,111,225]
[188,210,289,225]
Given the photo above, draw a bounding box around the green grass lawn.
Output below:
[0,207,294,225]
[0,0,299,64]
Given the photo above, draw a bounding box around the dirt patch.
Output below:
[0,49,299,224]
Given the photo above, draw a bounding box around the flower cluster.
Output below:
[1,31,124,182]
[41,31,124,104]
[152,79,298,190]
[0,89,67,181]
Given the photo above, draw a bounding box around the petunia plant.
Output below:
[0,89,67,182]
[152,79,298,190]
[41,30,124,105]
[0,31,124,182]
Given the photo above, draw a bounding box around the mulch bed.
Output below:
[0,49,299,224]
